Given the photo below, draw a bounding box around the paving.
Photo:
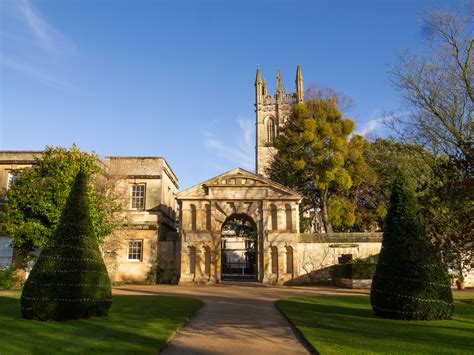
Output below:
[113,283,372,355]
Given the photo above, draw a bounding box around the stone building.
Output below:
[100,157,179,282]
[0,151,42,269]
[0,152,178,283]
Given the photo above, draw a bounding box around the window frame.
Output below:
[0,237,14,267]
[130,183,146,211]
[266,117,275,144]
[127,240,143,262]
[6,171,14,190]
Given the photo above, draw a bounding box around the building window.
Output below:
[271,246,278,274]
[127,240,143,261]
[189,246,196,274]
[286,246,294,274]
[130,184,146,210]
[204,246,211,276]
[0,237,13,267]
[266,117,275,144]
[190,204,197,231]
[6,172,15,190]
[205,204,211,231]
[270,204,278,230]
[285,204,293,231]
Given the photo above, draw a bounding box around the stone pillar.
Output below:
[179,245,194,284]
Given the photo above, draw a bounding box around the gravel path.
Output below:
[113,283,371,355]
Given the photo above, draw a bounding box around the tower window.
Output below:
[266,117,275,144]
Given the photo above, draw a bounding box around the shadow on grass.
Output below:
[0,295,202,354]
[277,296,474,355]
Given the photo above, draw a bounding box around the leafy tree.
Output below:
[21,171,112,320]
[420,158,473,281]
[338,135,381,232]
[356,138,435,231]
[2,145,121,254]
[328,196,355,230]
[269,99,374,232]
[370,175,453,320]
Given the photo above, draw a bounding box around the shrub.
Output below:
[21,171,112,321]
[0,266,19,290]
[370,175,453,320]
[331,262,376,279]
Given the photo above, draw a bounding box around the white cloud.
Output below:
[358,118,382,137]
[1,56,75,90]
[356,108,384,138]
[203,118,254,170]
[7,0,75,55]
[356,109,406,138]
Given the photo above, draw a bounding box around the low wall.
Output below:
[332,277,372,289]
[289,233,382,285]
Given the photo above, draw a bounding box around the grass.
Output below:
[277,296,474,355]
[0,295,202,354]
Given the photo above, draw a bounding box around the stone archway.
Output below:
[220,213,257,281]
[176,168,301,285]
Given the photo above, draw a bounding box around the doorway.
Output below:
[221,214,257,281]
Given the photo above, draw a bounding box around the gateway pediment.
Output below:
[177,167,301,201]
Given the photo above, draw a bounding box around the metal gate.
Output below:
[221,236,257,281]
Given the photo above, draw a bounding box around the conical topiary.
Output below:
[370,174,453,320]
[21,171,112,320]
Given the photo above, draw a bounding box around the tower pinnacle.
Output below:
[295,65,304,103]
[276,69,285,97]
[255,67,263,85]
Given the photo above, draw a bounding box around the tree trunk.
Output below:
[320,188,333,233]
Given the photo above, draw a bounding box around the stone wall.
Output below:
[290,233,383,285]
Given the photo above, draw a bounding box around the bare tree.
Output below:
[386,3,473,161]
[305,84,355,114]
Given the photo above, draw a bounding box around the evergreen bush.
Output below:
[331,262,376,279]
[21,172,112,321]
[370,175,453,320]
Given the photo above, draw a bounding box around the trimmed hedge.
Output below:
[21,172,112,321]
[370,175,453,320]
[331,263,376,279]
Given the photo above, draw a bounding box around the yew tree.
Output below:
[269,99,373,232]
[21,171,112,321]
[371,174,453,320]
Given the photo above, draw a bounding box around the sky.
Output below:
[0,0,460,190]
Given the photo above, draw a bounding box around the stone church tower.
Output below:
[255,65,304,176]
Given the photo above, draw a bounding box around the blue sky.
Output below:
[0,0,459,189]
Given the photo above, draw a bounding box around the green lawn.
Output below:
[0,295,202,354]
[277,296,474,354]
